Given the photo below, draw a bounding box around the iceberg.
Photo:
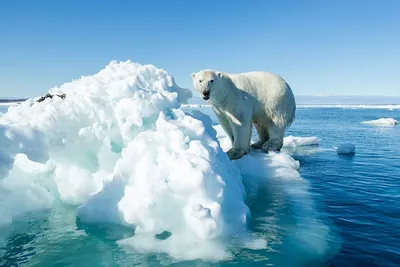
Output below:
[0,61,337,263]
[0,61,252,260]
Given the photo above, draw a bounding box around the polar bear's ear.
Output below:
[191,73,196,79]
[217,72,222,78]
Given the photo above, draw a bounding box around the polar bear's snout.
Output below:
[201,79,214,100]
[202,89,210,100]
[191,70,217,101]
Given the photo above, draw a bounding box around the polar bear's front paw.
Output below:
[227,148,247,160]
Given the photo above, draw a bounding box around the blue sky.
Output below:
[1,0,399,97]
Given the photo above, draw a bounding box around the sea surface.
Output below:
[1,104,400,266]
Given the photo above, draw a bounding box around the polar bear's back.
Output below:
[230,71,288,96]
[229,71,296,128]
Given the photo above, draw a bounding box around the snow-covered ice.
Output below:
[361,118,398,126]
[335,143,355,155]
[0,61,336,262]
[0,61,248,260]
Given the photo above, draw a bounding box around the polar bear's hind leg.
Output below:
[261,122,284,153]
[251,121,270,149]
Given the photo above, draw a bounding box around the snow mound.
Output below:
[283,135,320,148]
[335,143,355,155]
[0,61,258,260]
[77,110,251,260]
[361,118,398,126]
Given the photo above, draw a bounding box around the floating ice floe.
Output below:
[361,118,398,126]
[335,143,355,155]
[283,135,320,148]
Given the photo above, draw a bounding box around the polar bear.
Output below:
[191,69,296,160]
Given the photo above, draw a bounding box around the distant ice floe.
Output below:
[297,104,400,110]
[181,103,211,108]
[361,118,398,126]
[0,103,17,107]
[0,100,24,107]
[185,104,400,110]
[334,143,355,155]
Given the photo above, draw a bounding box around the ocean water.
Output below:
[1,104,400,266]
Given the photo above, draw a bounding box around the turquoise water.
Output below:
[1,105,399,266]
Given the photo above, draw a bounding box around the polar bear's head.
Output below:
[191,70,223,101]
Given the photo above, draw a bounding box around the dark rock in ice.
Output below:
[37,93,66,103]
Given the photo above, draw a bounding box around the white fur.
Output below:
[191,69,296,160]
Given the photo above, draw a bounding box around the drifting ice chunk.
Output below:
[335,143,355,155]
[361,118,398,126]
[283,136,320,148]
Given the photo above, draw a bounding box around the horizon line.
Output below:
[2,94,400,100]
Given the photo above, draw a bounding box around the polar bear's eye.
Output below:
[199,80,203,83]
[210,79,214,83]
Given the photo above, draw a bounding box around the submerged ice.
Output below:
[335,143,356,155]
[0,61,337,263]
